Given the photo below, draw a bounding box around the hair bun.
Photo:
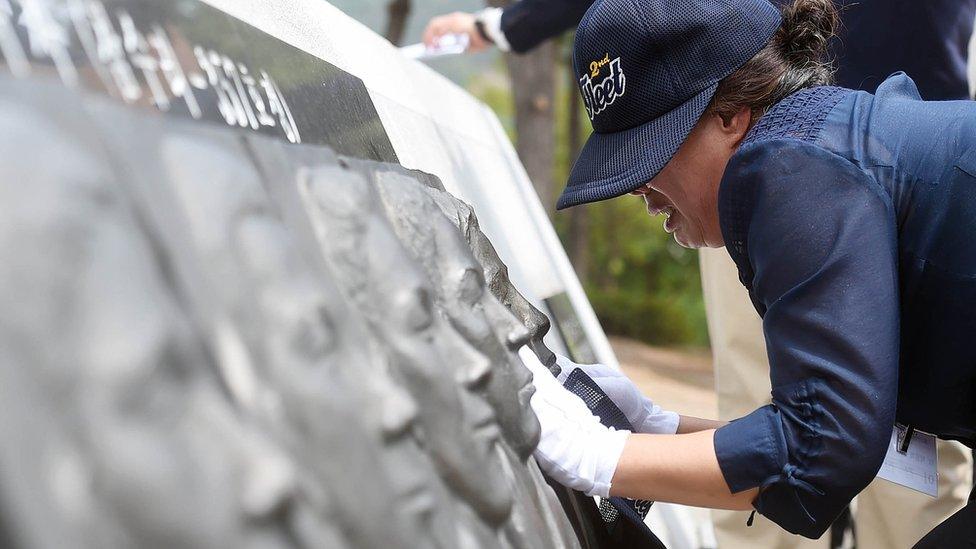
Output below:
[777,0,839,64]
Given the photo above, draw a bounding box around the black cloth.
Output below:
[832,0,976,100]
[562,368,654,520]
[499,0,594,52]
[561,368,665,548]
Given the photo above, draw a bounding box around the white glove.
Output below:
[555,354,679,435]
[519,347,629,498]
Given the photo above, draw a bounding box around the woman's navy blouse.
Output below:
[713,74,976,538]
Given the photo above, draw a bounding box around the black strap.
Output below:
[474,19,493,44]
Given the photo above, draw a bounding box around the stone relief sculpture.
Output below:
[369,171,580,549]
[421,184,561,375]
[0,76,606,549]
[297,165,516,547]
[420,184,639,541]
[371,171,541,456]
[154,131,434,549]
[0,98,331,549]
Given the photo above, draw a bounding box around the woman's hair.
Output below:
[708,0,839,123]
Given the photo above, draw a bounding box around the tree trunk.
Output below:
[486,0,557,215]
[507,43,557,213]
[384,0,411,46]
[565,45,589,284]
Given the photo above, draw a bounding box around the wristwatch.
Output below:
[474,16,493,44]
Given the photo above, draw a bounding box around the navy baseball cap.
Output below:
[557,0,781,209]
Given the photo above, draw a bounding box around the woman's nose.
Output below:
[445,327,493,390]
[464,346,493,391]
[507,323,531,350]
[485,295,532,350]
[241,431,299,520]
[378,374,419,440]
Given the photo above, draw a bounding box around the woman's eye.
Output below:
[289,307,335,362]
[458,269,484,306]
[406,305,433,332]
[118,340,188,424]
[403,289,434,332]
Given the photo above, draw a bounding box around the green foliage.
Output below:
[468,54,709,348]
[569,198,710,348]
[587,284,708,347]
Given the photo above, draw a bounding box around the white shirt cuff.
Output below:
[477,7,511,52]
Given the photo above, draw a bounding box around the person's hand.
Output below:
[422,12,491,53]
[556,355,679,435]
[519,347,629,497]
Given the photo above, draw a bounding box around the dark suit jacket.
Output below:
[500,0,976,100]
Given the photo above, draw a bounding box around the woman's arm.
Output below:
[677,415,727,433]
[706,139,900,538]
[527,343,756,507]
[611,430,757,510]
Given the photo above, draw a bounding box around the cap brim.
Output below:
[557,83,718,210]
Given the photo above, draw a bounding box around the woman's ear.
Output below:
[723,107,752,146]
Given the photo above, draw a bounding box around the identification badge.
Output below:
[876,424,938,497]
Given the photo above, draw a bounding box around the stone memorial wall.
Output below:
[0,75,588,548]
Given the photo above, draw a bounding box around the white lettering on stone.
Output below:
[5,0,301,143]
[18,0,78,86]
[0,0,30,77]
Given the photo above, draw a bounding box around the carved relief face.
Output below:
[160,135,410,548]
[299,167,512,525]
[422,189,560,372]
[362,214,513,524]
[0,109,310,547]
[478,285,543,458]
[361,350,450,547]
[78,226,303,549]
[466,212,559,371]
[423,212,541,460]
[373,177,544,458]
[232,213,445,549]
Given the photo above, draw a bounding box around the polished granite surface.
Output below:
[0,0,397,161]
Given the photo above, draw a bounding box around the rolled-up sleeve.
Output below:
[713,139,900,538]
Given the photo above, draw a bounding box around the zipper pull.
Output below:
[746,510,757,527]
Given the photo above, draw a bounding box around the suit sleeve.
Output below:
[712,139,900,538]
[500,0,595,53]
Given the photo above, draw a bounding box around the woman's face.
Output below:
[432,223,540,460]
[232,214,434,549]
[468,225,558,370]
[363,216,513,525]
[73,211,306,549]
[632,109,751,249]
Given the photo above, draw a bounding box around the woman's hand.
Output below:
[521,347,751,508]
[519,347,630,497]
[555,355,680,435]
[422,12,491,52]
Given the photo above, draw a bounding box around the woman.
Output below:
[530,0,976,545]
